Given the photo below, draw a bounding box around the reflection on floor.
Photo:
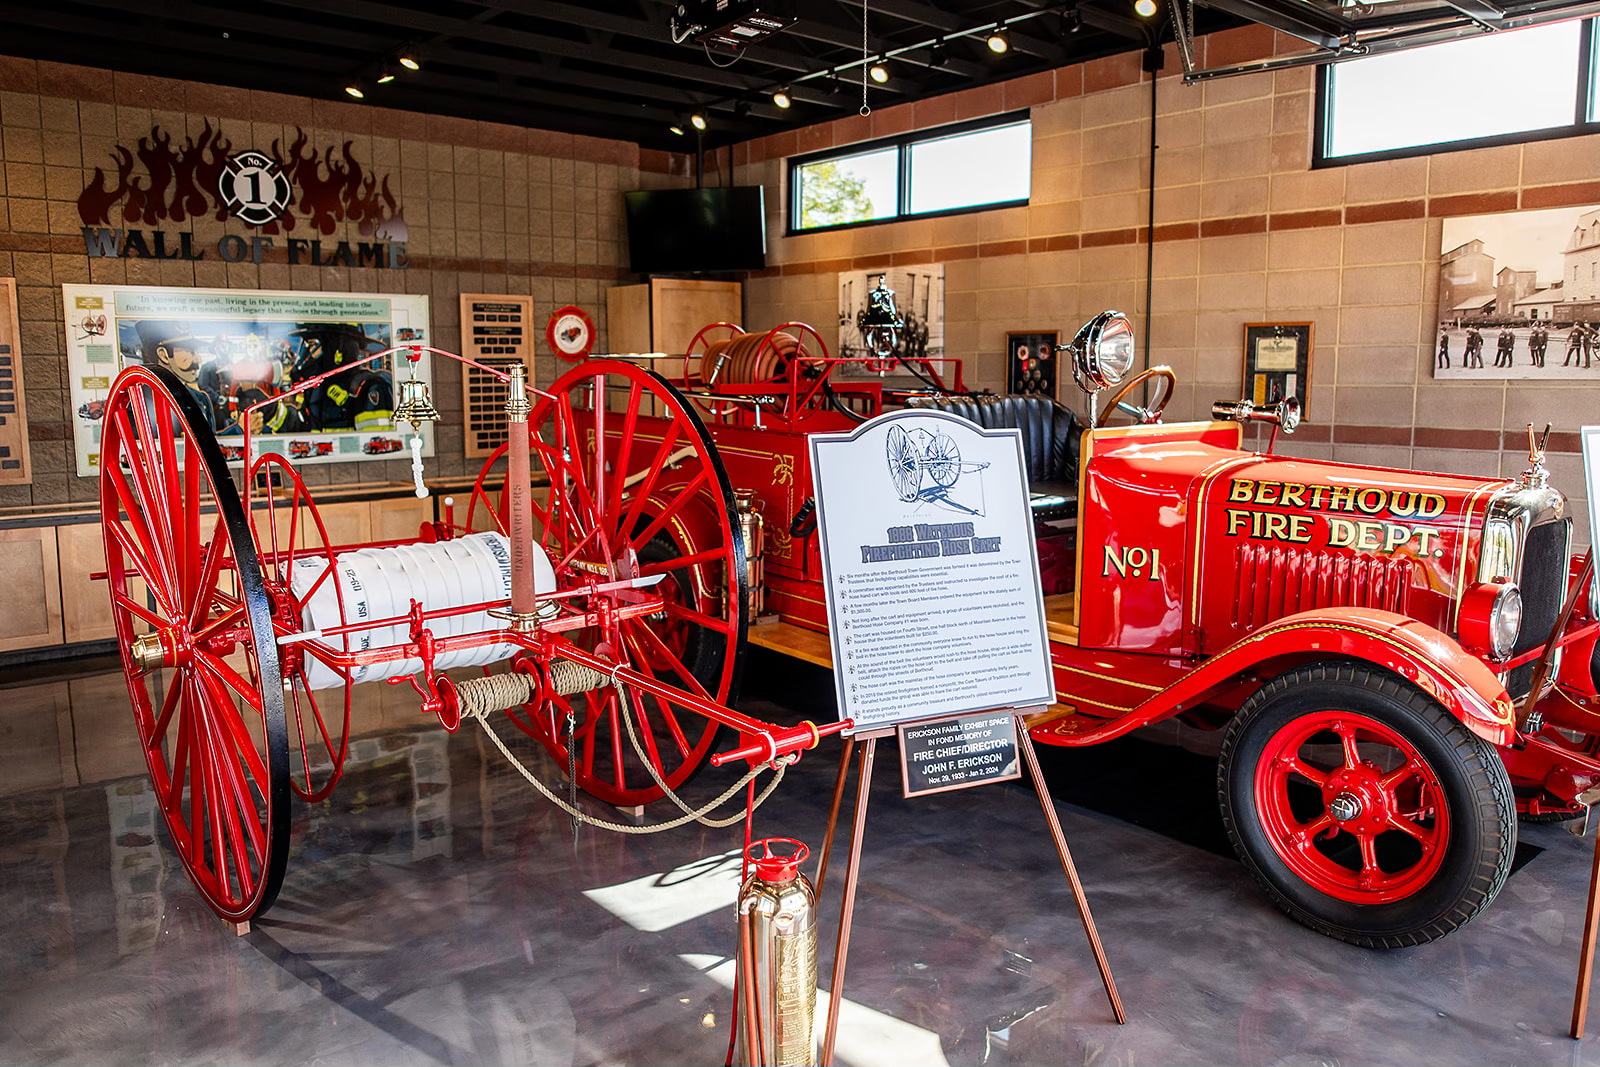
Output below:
[5,650,1600,1065]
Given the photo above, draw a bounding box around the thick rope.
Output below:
[465,674,790,834]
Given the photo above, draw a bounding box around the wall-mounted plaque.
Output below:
[1242,322,1313,415]
[460,293,535,458]
[0,280,29,485]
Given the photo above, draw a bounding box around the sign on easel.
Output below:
[807,408,1055,733]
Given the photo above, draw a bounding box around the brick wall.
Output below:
[731,26,1600,544]
[0,56,692,508]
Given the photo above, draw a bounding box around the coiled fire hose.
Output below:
[457,663,792,834]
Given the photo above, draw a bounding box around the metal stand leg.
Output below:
[821,737,876,1066]
[1018,721,1125,1025]
[1573,812,1600,1038]
[814,736,856,897]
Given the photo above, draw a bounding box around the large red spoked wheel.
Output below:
[248,453,351,802]
[474,359,748,806]
[99,366,289,922]
[1218,660,1515,948]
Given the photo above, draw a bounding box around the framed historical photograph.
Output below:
[1434,203,1600,381]
[1006,330,1058,398]
[1242,322,1313,415]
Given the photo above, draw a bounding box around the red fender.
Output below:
[1039,606,1515,747]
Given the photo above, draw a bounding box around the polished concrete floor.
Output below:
[6,651,1600,1066]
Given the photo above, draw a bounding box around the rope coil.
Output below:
[464,673,790,834]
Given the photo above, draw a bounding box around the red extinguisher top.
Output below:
[746,837,810,882]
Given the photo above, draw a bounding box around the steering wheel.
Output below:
[1095,366,1176,428]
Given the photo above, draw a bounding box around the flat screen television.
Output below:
[623,186,766,274]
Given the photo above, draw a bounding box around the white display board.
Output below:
[66,284,431,475]
[808,409,1053,734]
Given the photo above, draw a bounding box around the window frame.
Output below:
[1312,17,1599,168]
[787,111,1032,236]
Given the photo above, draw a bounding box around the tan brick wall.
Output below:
[0,57,695,508]
[733,28,1600,544]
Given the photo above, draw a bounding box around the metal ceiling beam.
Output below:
[1197,0,1347,47]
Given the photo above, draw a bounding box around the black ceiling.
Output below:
[0,1,1594,153]
[0,0,1237,152]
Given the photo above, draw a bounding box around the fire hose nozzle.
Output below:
[710,718,854,767]
[505,362,531,422]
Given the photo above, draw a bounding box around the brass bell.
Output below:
[394,376,440,434]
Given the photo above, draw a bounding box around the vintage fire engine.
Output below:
[637,301,1600,949]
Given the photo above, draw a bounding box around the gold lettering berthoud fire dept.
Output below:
[1223,477,1447,558]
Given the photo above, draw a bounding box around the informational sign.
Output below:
[0,280,29,485]
[809,409,1054,734]
[1242,322,1313,416]
[459,293,535,458]
[65,284,431,475]
[899,710,1025,797]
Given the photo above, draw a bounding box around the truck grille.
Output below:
[1506,519,1569,700]
[1232,544,1411,629]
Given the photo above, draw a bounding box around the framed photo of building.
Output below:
[1006,330,1058,398]
[1435,203,1600,380]
[1242,322,1313,415]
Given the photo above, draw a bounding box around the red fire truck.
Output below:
[536,306,1598,949]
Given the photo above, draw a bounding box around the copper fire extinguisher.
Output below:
[736,838,817,1067]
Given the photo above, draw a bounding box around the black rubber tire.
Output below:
[1218,660,1516,949]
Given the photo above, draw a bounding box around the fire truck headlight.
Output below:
[1069,311,1137,392]
[1491,584,1523,659]
[1461,581,1522,660]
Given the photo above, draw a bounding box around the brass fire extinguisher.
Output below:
[736,838,817,1067]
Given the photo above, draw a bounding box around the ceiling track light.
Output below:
[344,81,365,99]
[397,52,420,71]
[771,85,792,108]
[376,66,396,84]
[690,111,708,130]
[1134,0,1157,16]
[987,23,1010,53]
[669,119,685,135]
[928,37,949,68]
[1061,4,1083,33]
[868,57,889,83]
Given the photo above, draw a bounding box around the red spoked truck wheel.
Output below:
[248,453,352,803]
[469,359,749,806]
[99,365,290,922]
[1218,660,1515,948]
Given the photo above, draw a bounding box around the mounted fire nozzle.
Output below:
[501,363,539,628]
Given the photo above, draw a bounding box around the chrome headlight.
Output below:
[1490,584,1523,658]
[1069,311,1136,393]
[1460,581,1523,660]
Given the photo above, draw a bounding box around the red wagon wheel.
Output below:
[248,453,352,802]
[99,365,290,922]
[473,360,749,806]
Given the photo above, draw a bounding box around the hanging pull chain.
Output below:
[860,0,871,116]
